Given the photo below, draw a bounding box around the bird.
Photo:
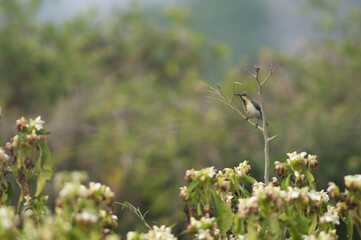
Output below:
[235,92,268,128]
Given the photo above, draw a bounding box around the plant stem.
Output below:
[17,188,25,215]
[252,66,272,184]
[257,85,270,184]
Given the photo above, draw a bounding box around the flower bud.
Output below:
[5,142,13,156]
[179,186,188,201]
[308,154,318,171]
[16,117,27,132]
[327,182,339,198]
[274,161,285,176]
[184,169,197,183]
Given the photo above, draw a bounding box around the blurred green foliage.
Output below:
[0,0,360,238]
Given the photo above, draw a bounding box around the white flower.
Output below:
[0,207,18,229]
[126,231,138,240]
[75,211,98,224]
[197,229,212,239]
[104,186,115,200]
[345,174,361,190]
[286,151,307,166]
[29,116,44,131]
[307,190,329,203]
[111,215,118,221]
[327,182,336,193]
[235,161,251,177]
[302,230,336,240]
[0,148,10,162]
[198,167,216,181]
[59,182,88,199]
[148,225,177,240]
[89,182,102,192]
[238,196,259,219]
[319,206,340,225]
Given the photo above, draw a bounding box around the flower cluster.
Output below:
[344,174,361,191]
[53,171,89,192]
[238,196,259,219]
[302,230,337,240]
[274,152,320,188]
[286,151,318,171]
[187,217,219,240]
[0,206,18,230]
[127,225,177,240]
[319,206,339,225]
[56,181,117,236]
[180,151,358,239]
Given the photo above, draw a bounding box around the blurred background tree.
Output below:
[0,0,360,238]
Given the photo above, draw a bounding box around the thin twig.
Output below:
[244,68,257,79]
[205,90,222,96]
[210,80,229,102]
[199,81,218,92]
[115,202,152,230]
[204,96,263,130]
[268,135,277,141]
[230,81,242,105]
[261,66,277,86]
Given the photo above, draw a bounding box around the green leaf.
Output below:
[239,175,257,184]
[6,181,13,205]
[308,214,317,234]
[35,141,53,196]
[186,180,200,200]
[258,217,269,238]
[210,190,233,235]
[295,213,308,235]
[279,213,288,222]
[38,141,52,171]
[0,178,8,204]
[240,186,250,198]
[304,170,316,189]
[247,221,258,240]
[178,229,198,237]
[18,131,27,141]
[346,213,354,240]
[196,202,202,216]
[281,174,292,190]
[270,214,281,239]
[36,129,51,135]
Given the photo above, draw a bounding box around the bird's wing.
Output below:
[252,100,261,112]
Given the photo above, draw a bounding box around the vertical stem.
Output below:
[17,188,25,215]
[257,85,270,184]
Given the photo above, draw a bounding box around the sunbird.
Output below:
[236,92,268,128]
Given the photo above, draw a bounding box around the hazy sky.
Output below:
[37,0,360,53]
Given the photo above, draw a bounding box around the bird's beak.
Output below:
[235,93,242,97]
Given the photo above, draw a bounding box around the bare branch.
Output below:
[268,135,277,142]
[244,68,256,79]
[210,80,229,102]
[255,65,262,73]
[115,202,152,230]
[261,66,277,86]
[199,81,218,92]
[205,90,222,96]
[230,81,242,105]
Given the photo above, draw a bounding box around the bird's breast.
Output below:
[243,100,261,118]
